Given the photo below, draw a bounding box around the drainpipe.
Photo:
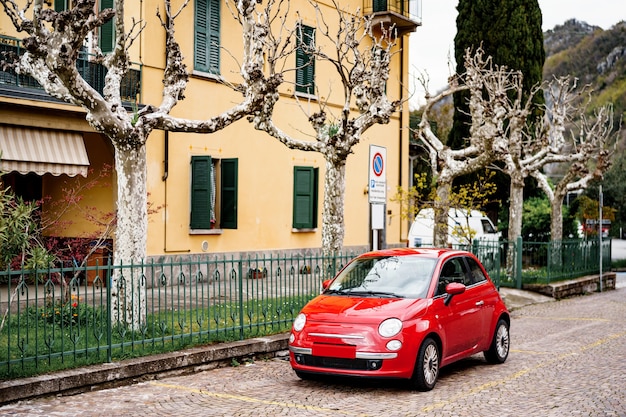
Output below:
[139,0,143,63]
[162,131,169,182]
[162,131,170,252]
[398,35,405,244]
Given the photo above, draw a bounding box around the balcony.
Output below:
[0,35,141,106]
[364,0,422,35]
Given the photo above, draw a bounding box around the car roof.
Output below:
[357,247,471,259]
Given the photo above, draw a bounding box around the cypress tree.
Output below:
[451,0,545,148]
[449,0,545,222]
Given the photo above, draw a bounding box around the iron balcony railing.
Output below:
[363,0,422,25]
[0,34,141,103]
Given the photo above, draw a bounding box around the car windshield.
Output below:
[325,256,436,299]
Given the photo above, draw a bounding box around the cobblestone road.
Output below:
[2,286,625,416]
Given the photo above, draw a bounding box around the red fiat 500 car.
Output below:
[289,248,510,391]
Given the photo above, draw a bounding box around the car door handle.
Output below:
[475,300,484,306]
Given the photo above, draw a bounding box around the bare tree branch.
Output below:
[413,47,528,245]
[531,98,617,240]
[0,0,293,327]
[249,0,405,255]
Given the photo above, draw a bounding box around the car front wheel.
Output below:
[410,337,439,391]
[484,318,510,364]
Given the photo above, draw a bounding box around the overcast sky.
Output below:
[408,0,624,108]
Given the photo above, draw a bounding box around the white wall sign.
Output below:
[371,203,385,230]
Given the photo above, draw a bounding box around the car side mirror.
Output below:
[444,282,466,306]
[321,279,332,291]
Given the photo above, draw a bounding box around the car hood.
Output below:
[301,295,430,323]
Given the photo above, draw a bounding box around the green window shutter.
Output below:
[295,25,315,95]
[293,166,318,229]
[195,0,208,71]
[99,0,115,53]
[194,0,220,74]
[54,0,67,12]
[190,156,213,229]
[220,158,238,229]
[208,0,220,74]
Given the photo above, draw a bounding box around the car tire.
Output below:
[484,318,510,364]
[410,337,440,391]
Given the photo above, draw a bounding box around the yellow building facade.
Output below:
[0,0,421,261]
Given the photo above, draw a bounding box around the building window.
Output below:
[295,24,315,95]
[372,0,388,13]
[99,0,115,53]
[194,0,221,74]
[0,172,42,203]
[293,166,318,229]
[190,156,238,230]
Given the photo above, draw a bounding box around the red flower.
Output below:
[72,302,78,308]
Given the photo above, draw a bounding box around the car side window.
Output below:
[466,257,487,285]
[481,218,496,233]
[436,258,468,295]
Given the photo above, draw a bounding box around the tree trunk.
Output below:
[550,192,565,242]
[508,174,524,242]
[110,140,148,330]
[321,157,346,265]
[548,188,568,270]
[506,174,525,276]
[434,174,452,247]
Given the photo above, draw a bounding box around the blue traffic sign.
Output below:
[372,152,384,177]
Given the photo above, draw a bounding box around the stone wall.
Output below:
[524,272,616,299]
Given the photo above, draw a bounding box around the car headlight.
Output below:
[378,318,402,337]
[293,313,306,332]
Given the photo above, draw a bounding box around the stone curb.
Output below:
[523,272,616,299]
[0,333,290,405]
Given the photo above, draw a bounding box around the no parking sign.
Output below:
[368,145,386,204]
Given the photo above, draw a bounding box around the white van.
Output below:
[407,208,499,248]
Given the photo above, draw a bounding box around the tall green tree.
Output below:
[452,0,545,149]
[450,0,546,231]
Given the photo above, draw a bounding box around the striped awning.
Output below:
[0,125,90,177]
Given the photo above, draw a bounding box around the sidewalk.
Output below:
[499,287,553,309]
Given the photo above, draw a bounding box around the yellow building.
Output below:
[0,0,421,262]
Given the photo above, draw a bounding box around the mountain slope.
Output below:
[543,19,626,235]
[544,19,626,116]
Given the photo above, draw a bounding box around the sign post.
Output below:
[368,145,386,250]
[599,185,603,292]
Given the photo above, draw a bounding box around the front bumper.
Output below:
[289,345,413,377]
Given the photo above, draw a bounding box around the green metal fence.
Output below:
[0,252,356,379]
[466,238,612,289]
